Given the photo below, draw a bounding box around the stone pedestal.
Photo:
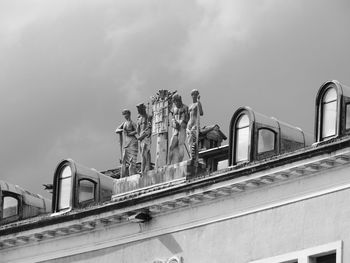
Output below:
[113,160,206,197]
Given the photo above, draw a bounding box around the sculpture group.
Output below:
[116,89,203,177]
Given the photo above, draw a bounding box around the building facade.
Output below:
[0,80,349,263]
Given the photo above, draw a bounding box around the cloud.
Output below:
[1,0,350,197]
[177,0,264,78]
[175,0,307,80]
[0,0,74,47]
[119,72,144,103]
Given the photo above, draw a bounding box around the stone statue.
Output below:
[169,94,189,164]
[136,103,152,174]
[187,89,203,160]
[151,89,176,169]
[115,109,138,177]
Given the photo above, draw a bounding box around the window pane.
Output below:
[79,180,95,203]
[58,177,71,210]
[346,104,350,130]
[217,160,228,170]
[258,129,275,153]
[236,126,249,162]
[322,101,337,138]
[313,253,336,263]
[237,114,249,128]
[61,165,72,178]
[323,88,337,102]
[3,196,18,218]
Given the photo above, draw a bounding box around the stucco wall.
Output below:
[37,189,349,263]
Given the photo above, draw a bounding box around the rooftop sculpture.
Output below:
[136,103,152,174]
[151,89,176,169]
[115,109,138,177]
[169,94,189,164]
[187,89,203,164]
[115,90,204,177]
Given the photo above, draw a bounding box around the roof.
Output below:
[0,181,50,208]
[230,106,311,146]
[1,135,350,242]
[317,80,350,99]
[200,125,227,141]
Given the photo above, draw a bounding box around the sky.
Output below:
[1,0,350,198]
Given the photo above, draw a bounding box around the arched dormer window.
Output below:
[320,88,337,140]
[235,114,250,163]
[78,179,96,203]
[2,196,19,219]
[57,165,72,211]
[53,159,116,213]
[230,107,309,166]
[314,80,350,142]
[258,128,276,153]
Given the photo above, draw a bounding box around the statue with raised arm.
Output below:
[136,103,152,174]
[169,94,189,164]
[187,89,203,161]
[115,109,138,177]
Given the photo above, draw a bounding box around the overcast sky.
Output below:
[1,0,350,198]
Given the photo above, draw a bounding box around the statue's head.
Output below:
[136,103,146,114]
[191,89,199,101]
[158,90,168,100]
[122,109,131,120]
[172,94,183,108]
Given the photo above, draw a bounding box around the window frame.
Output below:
[2,195,19,219]
[319,87,339,141]
[249,240,342,263]
[309,252,336,263]
[77,178,97,205]
[233,113,252,164]
[1,191,22,223]
[56,165,73,212]
[345,103,350,131]
[257,127,277,155]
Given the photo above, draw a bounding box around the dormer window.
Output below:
[321,88,337,139]
[235,114,250,163]
[315,80,350,142]
[2,196,19,219]
[229,107,310,166]
[53,159,115,213]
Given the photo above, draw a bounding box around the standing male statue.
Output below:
[169,94,189,164]
[115,109,138,177]
[136,103,152,174]
[187,89,203,160]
